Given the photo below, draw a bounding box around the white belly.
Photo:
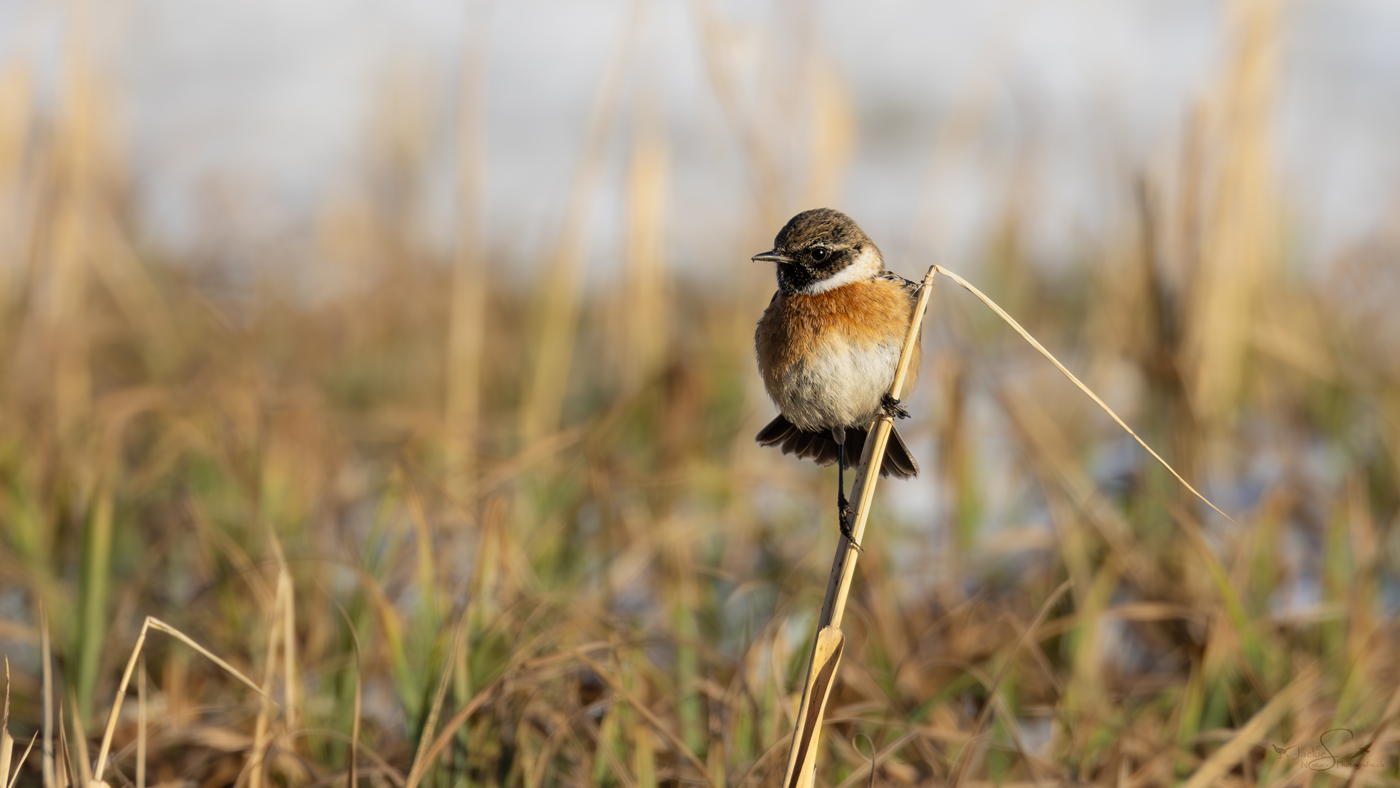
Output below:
[776,336,902,432]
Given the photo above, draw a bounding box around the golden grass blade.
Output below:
[55,707,71,788]
[41,605,53,788]
[91,623,147,785]
[444,0,491,497]
[1,659,12,788]
[245,572,288,788]
[135,654,144,788]
[785,266,939,788]
[92,617,275,784]
[270,545,299,736]
[1181,665,1319,788]
[618,101,671,393]
[780,627,845,788]
[145,619,271,699]
[518,0,645,445]
[820,266,938,627]
[4,733,36,788]
[934,265,1233,522]
[67,696,91,788]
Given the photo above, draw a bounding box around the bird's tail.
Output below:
[756,415,919,479]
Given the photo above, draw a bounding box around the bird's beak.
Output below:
[751,250,792,264]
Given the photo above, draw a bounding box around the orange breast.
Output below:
[755,278,920,404]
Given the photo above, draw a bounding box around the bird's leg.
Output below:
[882,392,910,420]
[837,441,862,551]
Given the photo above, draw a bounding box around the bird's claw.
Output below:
[882,393,910,420]
[838,493,863,552]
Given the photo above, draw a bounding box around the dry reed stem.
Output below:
[786,263,1234,784]
[272,543,299,737]
[619,101,671,392]
[41,605,54,788]
[4,733,36,788]
[1185,0,1279,426]
[934,265,1232,521]
[800,58,855,210]
[134,655,143,788]
[56,707,72,788]
[1,660,12,787]
[904,8,1016,257]
[519,0,645,445]
[1181,665,1319,788]
[91,617,272,785]
[685,0,786,226]
[67,697,91,788]
[781,628,846,788]
[445,0,492,496]
[785,266,938,787]
[244,570,288,788]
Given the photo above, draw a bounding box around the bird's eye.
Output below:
[810,247,830,262]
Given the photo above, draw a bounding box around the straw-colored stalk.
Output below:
[2,661,14,786]
[518,0,644,445]
[618,98,670,393]
[445,0,492,497]
[686,0,785,229]
[91,618,272,785]
[1184,0,1279,427]
[798,58,854,211]
[0,62,34,302]
[67,697,90,788]
[785,264,1232,783]
[783,266,937,786]
[40,605,55,788]
[135,654,144,788]
[245,567,293,788]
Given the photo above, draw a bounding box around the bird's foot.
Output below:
[838,493,863,552]
[882,393,910,420]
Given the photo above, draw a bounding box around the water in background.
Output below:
[1,0,1397,284]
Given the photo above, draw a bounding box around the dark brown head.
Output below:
[752,208,884,294]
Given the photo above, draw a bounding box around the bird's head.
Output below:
[752,208,884,294]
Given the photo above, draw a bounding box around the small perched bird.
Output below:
[753,208,921,542]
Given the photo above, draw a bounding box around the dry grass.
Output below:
[2,1,1400,787]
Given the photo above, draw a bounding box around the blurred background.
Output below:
[1,0,1398,785]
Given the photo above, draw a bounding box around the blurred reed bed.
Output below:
[1,0,1399,786]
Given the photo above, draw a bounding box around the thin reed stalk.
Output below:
[445,0,493,498]
[518,0,646,445]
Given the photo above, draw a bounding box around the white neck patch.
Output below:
[801,245,884,294]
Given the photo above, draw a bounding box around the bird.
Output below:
[752,207,921,543]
